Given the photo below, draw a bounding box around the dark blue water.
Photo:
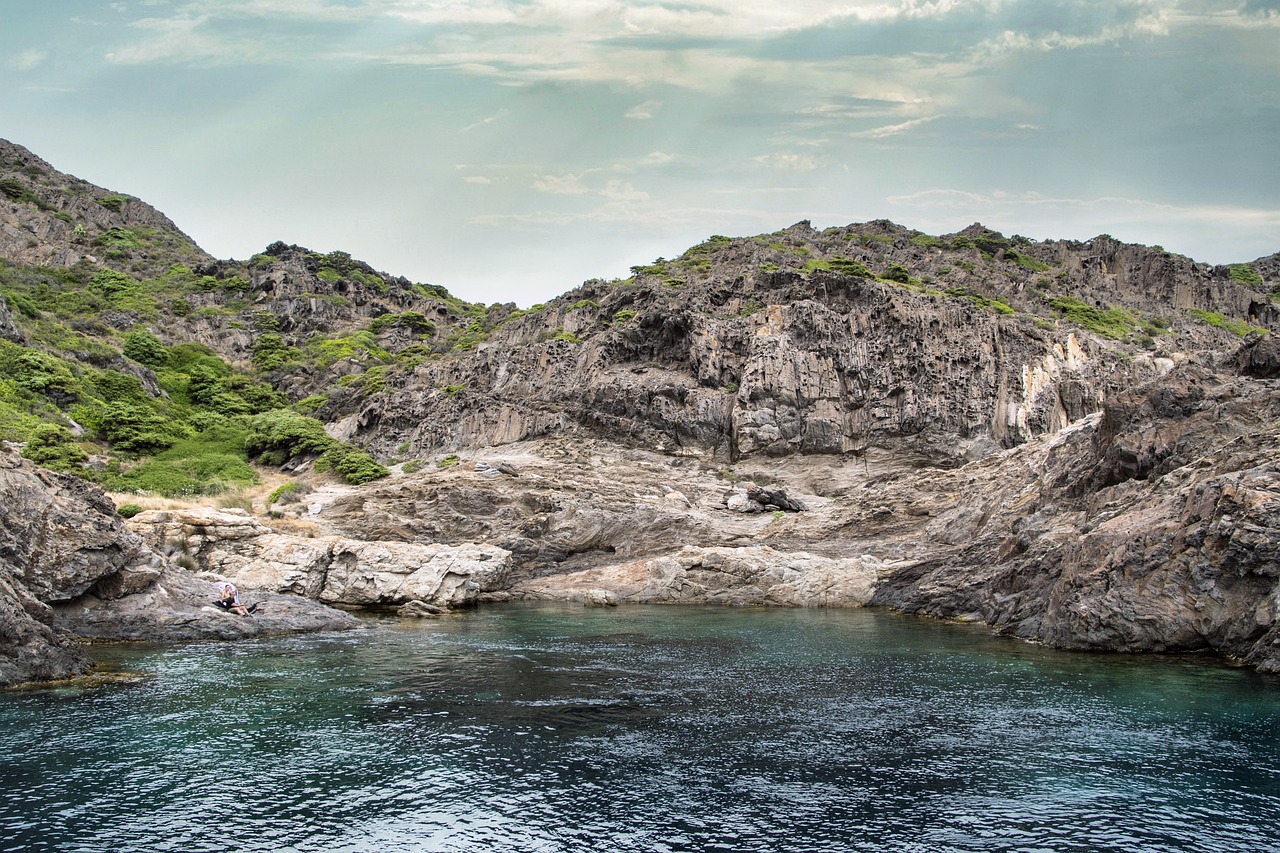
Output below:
[3,604,1280,853]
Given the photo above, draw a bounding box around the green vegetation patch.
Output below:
[1049,296,1135,339]
[946,288,1014,315]
[245,408,388,485]
[1227,264,1263,288]
[1188,309,1267,337]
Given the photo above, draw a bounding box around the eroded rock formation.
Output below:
[0,450,359,686]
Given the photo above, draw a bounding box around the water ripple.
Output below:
[4,604,1280,852]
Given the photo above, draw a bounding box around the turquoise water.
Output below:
[3,603,1280,852]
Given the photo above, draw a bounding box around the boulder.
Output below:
[583,588,619,607]
[398,600,448,617]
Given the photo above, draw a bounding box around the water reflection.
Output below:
[3,603,1280,852]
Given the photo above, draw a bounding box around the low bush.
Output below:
[1049,297,1134,339]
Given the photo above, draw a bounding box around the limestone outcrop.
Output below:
[126,507,513,608]
[510,545,883,607]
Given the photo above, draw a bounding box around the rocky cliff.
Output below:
[1,137,1278,681]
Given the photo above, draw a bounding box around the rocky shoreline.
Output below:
[1,138,1277,686]
[4,352,1277,686]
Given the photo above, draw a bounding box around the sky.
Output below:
[1,1,1278,306]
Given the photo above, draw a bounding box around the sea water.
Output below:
[3,603,1279,852]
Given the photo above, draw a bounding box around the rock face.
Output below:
[511,545,883,607]
[0,450,359,686]
[0,449,158,684]
[859,365,1280,670]
[126,507,513,608]
[0,138,212,275]
[341,221,1276,473]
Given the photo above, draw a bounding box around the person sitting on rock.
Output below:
[215,582,257,616]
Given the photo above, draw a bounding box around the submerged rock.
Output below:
[397,600,447,617]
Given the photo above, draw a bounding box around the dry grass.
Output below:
[105,469,306,516]
[260,516,326,538]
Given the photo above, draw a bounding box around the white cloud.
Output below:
[463,176,493,184]
[8,49,48,71]
[851,114,942,138]
[753,152,819,171]
[600,180,649,201]
[532,173,591,195]
[105,14,254,64]
[624,99,661,120]
[460,108,509,133]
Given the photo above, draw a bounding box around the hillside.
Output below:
[2,136,1279,684]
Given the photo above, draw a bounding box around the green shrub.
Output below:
[20,423,88,472]
[88,269,139,301]
[245,409,335,461]
[1048,297,1135,339]
[294,394,327,414]
[317,443,388,485]
[1227,264,1263,288]
[1188,309,1265,337]
[946,288,1014,315]
[251,333,294,371]
[268,481,301,504]
[0,343,81,398]
[909,233,944,248]
[401,459,425,474]
[0,179,36,204]
[116,503,144,519]
[368,311,435,335]
[630,262,668,277]
[93,227,142,252]
[96,194,131,211]
[881,264,911,283]
[94,371,150,405]
[1008,251,1050,272]
[442,383,464,398]
[122,329,167,368]
[99,400,184,454]
[830,258,873,278]
[437,453,460,469]
[612,309,637,325]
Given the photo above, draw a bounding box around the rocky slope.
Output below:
[1,137,1278,681]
